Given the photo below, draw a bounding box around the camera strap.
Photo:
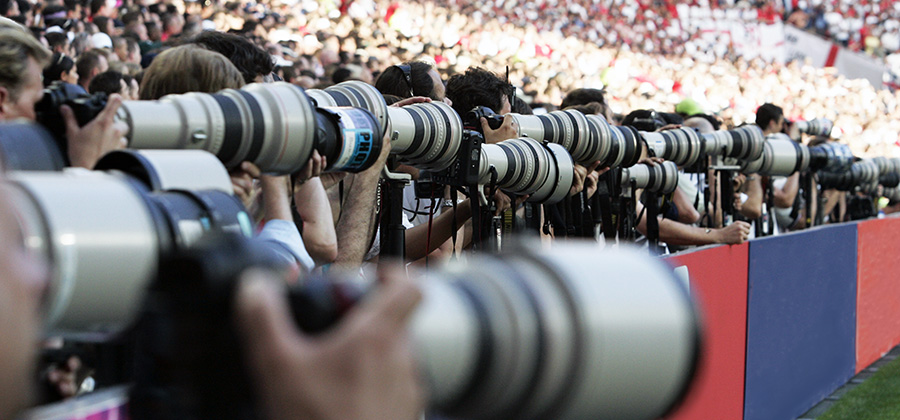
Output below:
[598,171,617,241]
[564,196,576,237]
[289,178,304,235]
[450,187,459,261]
[645,191,661,255]
[578,191,594,239]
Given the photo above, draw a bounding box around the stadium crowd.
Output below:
[1,0,898,157]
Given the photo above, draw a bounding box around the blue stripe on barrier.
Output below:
[744,225,858,420]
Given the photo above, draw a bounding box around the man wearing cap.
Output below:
[675,98,704,118]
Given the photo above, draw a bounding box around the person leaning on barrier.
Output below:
[681,116,763,227]
[0,20,126,169]
[631,127,751,247]
[0,159,425,420]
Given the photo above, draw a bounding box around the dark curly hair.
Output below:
[187,31,274,84]
[374,61,436,99]
[445,67,512,117]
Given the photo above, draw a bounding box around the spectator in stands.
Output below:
[75,49,108,92]
[160,13,183,42]
[112,36,140,64]
[188,31,275,84]
[42,52,78,87]
[44,31,69,55]
[87,70,125,96]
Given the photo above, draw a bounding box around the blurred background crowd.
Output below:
[4,0,900,158]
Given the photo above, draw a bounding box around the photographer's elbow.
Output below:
[307,240,338,265]
[772,193,795,209]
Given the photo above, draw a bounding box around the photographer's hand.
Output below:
[569,161,602,197]
[481,115,519,144]
[712,221,751,245]
[584,164,609,199]
[294,150,326,186]
[231,162,262,209]
[391,96,431,107]
[235,266,424,420]
[656,124,682,133]
[62,94,128,169]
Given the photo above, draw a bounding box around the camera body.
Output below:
[34,82,108,162]
[466,106,504,131]
[430,129,484,188]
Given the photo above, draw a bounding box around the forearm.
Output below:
[672,187,700,224]
[740,177,763,220]
[260,176,292,221]
[333,173,380,270]
[637,210,718,246]
[822,189,842,218]
[295,178,338,264]
[773,173,800,208]
[405,200,472,261]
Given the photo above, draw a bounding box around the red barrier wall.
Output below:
[856,217,900,372]
[663,243,749,420]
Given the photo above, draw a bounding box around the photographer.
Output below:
[445,66,518,144]
[0,160,425,420]
[375,60,452,106]
[756,103,801,233]
[374,62,477,263]
[618,114,750,247]
[74,49,109,93]
[139,44,332,270]
[180,32,339,266]
[0,21,126,169]
[633,155,751,247]
[807,136,845,225]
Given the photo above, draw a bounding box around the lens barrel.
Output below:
[808,142,853,173]
[620,161,679,194]
[818,159,879,191]
[479,137,574,204]
[701,125,765,161]
[386,102,463,170]
[796,118,834,137]
[309,82,463,171]
[2,150,252,336]
[507,111,641,169]
[412,242,699,420]
[120,82,383,175]
[741,134,810,176]
[641,128,703,168]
